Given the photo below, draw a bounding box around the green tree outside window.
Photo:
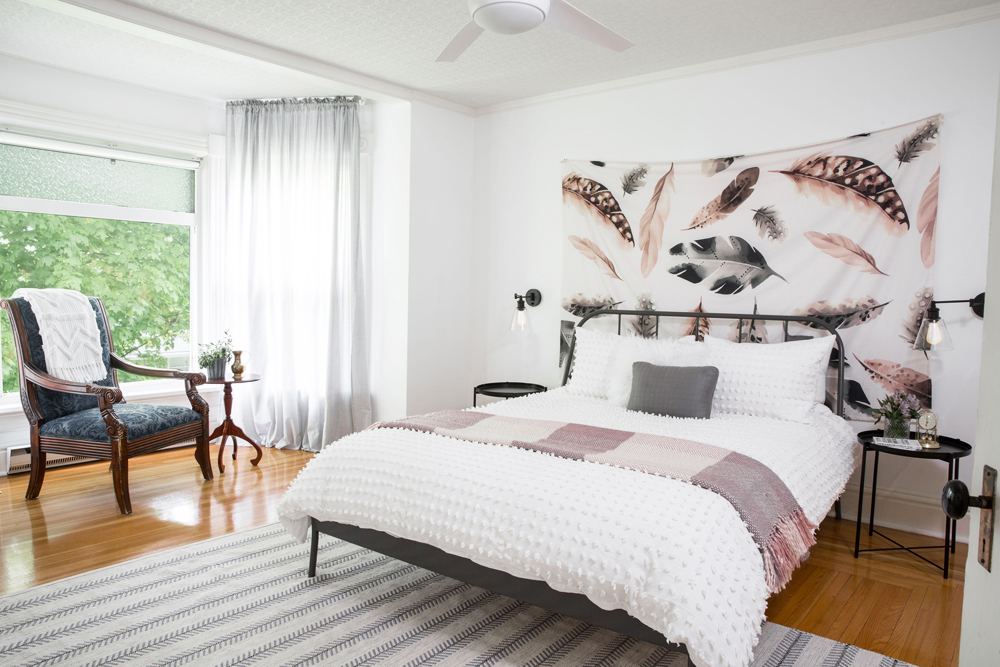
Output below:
[1,210,190,393]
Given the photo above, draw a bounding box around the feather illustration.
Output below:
[684,299,711,342]
[917,168,938,268]
[637,165,674,278]
[701,156,739,176]
[900,287,934,346]
[569,235,621,280]
[751,205,787,243]
[668,235,786,295]
[846,380,874,415]
[562,174,634,246]
[776,154,909,235]
[895,116,941,166]
[803,232,888,276]
[562,294,621,318]
[730,299,768,343]
[686,167,759,230]
[631,294,657,339]
[590,161,606,167]
[793,296,890,330]
[854,355,932,409]
[621,164,648,195]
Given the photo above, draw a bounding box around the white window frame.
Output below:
[0,190,200,408]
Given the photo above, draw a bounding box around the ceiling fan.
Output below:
[437,0,634,62]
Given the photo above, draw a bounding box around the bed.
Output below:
[277,309,859,667]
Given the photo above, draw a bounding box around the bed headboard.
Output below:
[561,308,847,418]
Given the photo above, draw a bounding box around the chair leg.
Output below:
[111,439,132,515]
[25,432,45,500]
[195,434,213,480]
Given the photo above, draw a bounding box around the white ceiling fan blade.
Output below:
[436,20,486,62]
[545,0,634,53]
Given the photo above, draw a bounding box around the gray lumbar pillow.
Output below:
[626,362,720,419]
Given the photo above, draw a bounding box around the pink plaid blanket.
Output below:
[376,410,816,593]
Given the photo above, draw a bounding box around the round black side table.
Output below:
[473,382,547,407]
[854,430,972,579]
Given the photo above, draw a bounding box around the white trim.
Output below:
[27,0,474,116]
[0,98,210,159]
[0,131,200,170]
[474,4,1000,116]
[0,195,195,226]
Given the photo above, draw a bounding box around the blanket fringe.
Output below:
[762,509,817,593]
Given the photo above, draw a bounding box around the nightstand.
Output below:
[854,430,972,579]
[473,382,546,407]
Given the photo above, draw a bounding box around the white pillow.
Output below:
[564,327,621,398]
[700,335,836,422]
[606,335,689,406]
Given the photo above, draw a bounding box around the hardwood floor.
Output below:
[1,448,964,667]
[767,516,966,667]
[0,444,315,594]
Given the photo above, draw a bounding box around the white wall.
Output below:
[0,54,224,139]
[472,19,1000,539]
[370,100,412,421]
[406,101,478,416]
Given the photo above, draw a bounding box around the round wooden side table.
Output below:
[473,381,547,407]
[205,374,261,473]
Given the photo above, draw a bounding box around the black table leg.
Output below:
[855,445,868,558]
[944,459,954,579]
[951,458,959,554]
[869,451,880,536]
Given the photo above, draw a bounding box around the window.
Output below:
[0,141,197,395]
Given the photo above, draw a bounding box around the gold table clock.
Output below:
[917,410,939,449]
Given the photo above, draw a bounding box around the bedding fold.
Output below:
[376,409,816,593]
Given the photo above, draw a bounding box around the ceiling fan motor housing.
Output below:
[469,0,550,34]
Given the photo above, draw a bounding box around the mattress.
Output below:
[277,388,858,667]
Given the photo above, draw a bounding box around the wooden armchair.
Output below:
[1,296,212,515]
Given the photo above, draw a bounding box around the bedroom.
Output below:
[1,0,999,665]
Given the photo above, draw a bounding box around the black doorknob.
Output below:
[942,479,993,520]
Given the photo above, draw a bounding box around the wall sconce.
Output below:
[511,289,542,331]
[914,292,985,352]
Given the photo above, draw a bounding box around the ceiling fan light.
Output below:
[471,0,548,34]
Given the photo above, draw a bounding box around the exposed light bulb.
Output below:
[926,321,943,346]
[510,307,528,331]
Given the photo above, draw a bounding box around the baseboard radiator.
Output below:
[4,441,195,476]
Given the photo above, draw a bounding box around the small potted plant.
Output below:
[198,331,232,381]
[872,391,921,439]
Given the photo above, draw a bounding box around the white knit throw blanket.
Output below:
[12,288,106,383]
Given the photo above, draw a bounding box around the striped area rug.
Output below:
[0,524,911,667]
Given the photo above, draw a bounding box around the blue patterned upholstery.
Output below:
[13,296,203,444]
[38,403,202,442]
[13,296,115,421]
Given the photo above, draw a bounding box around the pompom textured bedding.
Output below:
[277,388,857,667]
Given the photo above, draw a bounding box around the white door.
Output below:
[960,81,1000,666]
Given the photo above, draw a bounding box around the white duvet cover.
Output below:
[277,388,858,667]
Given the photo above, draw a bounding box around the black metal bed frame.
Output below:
[307,307,848,654]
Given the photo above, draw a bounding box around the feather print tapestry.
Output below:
[562,115,941,420]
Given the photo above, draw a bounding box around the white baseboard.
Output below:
[831,482,969,544]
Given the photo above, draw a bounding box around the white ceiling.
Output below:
[3,0,1000,110]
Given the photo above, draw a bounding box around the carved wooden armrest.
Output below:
[111,354,207,385]
[21,362,123,404]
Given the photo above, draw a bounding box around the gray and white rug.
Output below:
[0,524,911,666]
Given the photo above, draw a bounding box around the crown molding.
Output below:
[474,3,1000,117]
[26,0,474,116]
[0,97,210,158]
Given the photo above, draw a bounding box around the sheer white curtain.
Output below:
[223,97,371,451]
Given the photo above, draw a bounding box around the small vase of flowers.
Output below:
[872,391,920,439]
[198,331,232,381]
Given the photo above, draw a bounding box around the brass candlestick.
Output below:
[231,351,245,381]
